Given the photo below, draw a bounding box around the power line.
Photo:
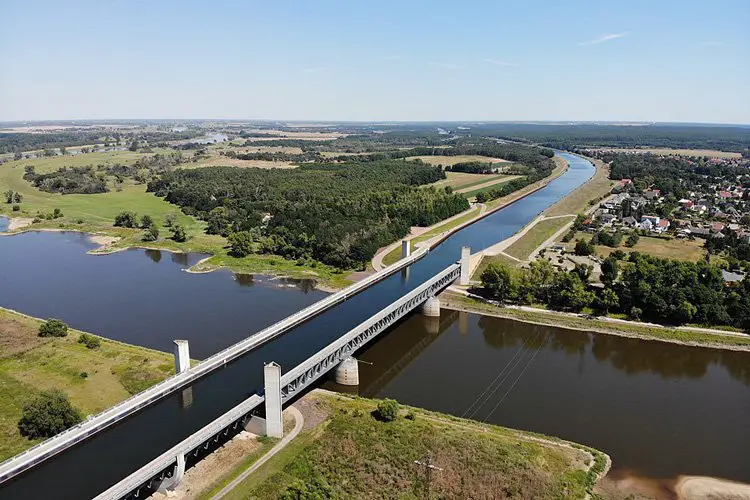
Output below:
[461,341,527,418]
[484,334,547,421]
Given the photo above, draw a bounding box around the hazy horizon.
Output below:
[2,0,748,124]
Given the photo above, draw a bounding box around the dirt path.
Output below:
[210,406,304,500]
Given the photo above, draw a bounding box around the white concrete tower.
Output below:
[173,340,190,374]
[264,362,283,438]
[459,246,471,285]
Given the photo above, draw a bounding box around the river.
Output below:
[2,153,747,497]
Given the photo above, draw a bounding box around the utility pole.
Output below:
[413,455,443,499]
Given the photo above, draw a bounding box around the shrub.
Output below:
[18,389,83,439]
[228,231,254,257]
[38,319,69,338]
[78,333,101,349]
[142,226,159,242]
[375,398,400,422]
[12,204,20,212]
[140,214,154,229]
[52,208,63,219]
[114,211,138,228]
[170,223,187,242]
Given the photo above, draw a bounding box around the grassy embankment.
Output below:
[0,151,351,288]
[214,392,607,499]
[504,216,576,261]
[0,307,173,461]
[458,175,523,199]
[442,292,750,351]
[407,154,511,167]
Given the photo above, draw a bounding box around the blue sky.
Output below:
[1,0,748,123]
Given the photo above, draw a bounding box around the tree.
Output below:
[170,223,187,242]
[164,213,177,227]
[595,288,619,314]
[475,192,489,203]
[38,319,69,338]
[375,399,400,422]
[674,301,697,325]
[142,226,159,242]
[574,239,594,256]
[625,232,640,247]
[630,306,643,320]
[572,263,593,283]
[114,211,138,228]
[12,192,22,204]
[601,256,619,285]
[18,389,83,439]
[228,231,255,257]
[3,190,13,204]
[139,214,154,229]
[480,263,517,303]
[549,273,594,312]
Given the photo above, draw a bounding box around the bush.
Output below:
[18,389,83,439]
[38,319,69,338]
[139,214,154,229]
[52,208,63,219]
[228,231,254,257]
[574,239,594,256]
[170,223,187,242]
[12,204,20,212]
[114,211,138,228]
[375,399,399,422]
[625,232,640,247]
[142,225,159,242]
[78,333,101,349]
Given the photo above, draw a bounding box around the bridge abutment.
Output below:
[333,356,359,385]
[264,362,283,438]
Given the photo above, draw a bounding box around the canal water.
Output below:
[9,152,744,497]
[331,311,750,485]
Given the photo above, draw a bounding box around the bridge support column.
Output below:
[333,356,359,385]
[401,240,411,259]
[422,296,440,317]
[459,246,471,285]
[174,340,190,374]
[157,452,185,493]
[264,362,283,438]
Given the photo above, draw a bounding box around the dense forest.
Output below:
[480,252,750,330]
[148,160,469,268]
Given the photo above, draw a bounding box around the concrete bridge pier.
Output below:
[459,246,471,285]
[401,240,411,259]
[421,296,440,317]
[332,356,359,385]
[264,362,283,438]
[156,452,185,493]
[174,340,193,408]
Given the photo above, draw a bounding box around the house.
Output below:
[722,269,745,285]
[710,221,725,233]
[684,226,711,238]
[617,179,633,188]
[630,196,648,209]
[678,199,694,210]
[599,213,616,226]
[656,219,670,233]
[643,189,661,201]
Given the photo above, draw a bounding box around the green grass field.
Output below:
[459,175,522,198]
[544,158,614,217]
[472,252,521,279]
[505,217,575,261]
[221,392,603,499]
[0,308,173,461]
[408,155,510,167]
[562,232,707,262]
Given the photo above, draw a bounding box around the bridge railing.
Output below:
[0,245,428,484]
[92,261,459,500]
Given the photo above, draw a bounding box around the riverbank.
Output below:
[0,306,174,461]
[440,291,750,351]
[186,389,608,499]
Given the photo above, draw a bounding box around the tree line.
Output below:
[148,160,470,269]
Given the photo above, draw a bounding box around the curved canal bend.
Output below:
[0,153,595,499]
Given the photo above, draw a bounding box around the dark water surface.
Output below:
[0,153,602,499]
[336,311,750,484]
[0,232,325,358]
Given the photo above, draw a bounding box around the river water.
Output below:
[2,153,748,497]
[331,311,750,485]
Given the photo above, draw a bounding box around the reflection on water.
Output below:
[332,311,750,483]
[0,216,8,232]
[144,249,162,263]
